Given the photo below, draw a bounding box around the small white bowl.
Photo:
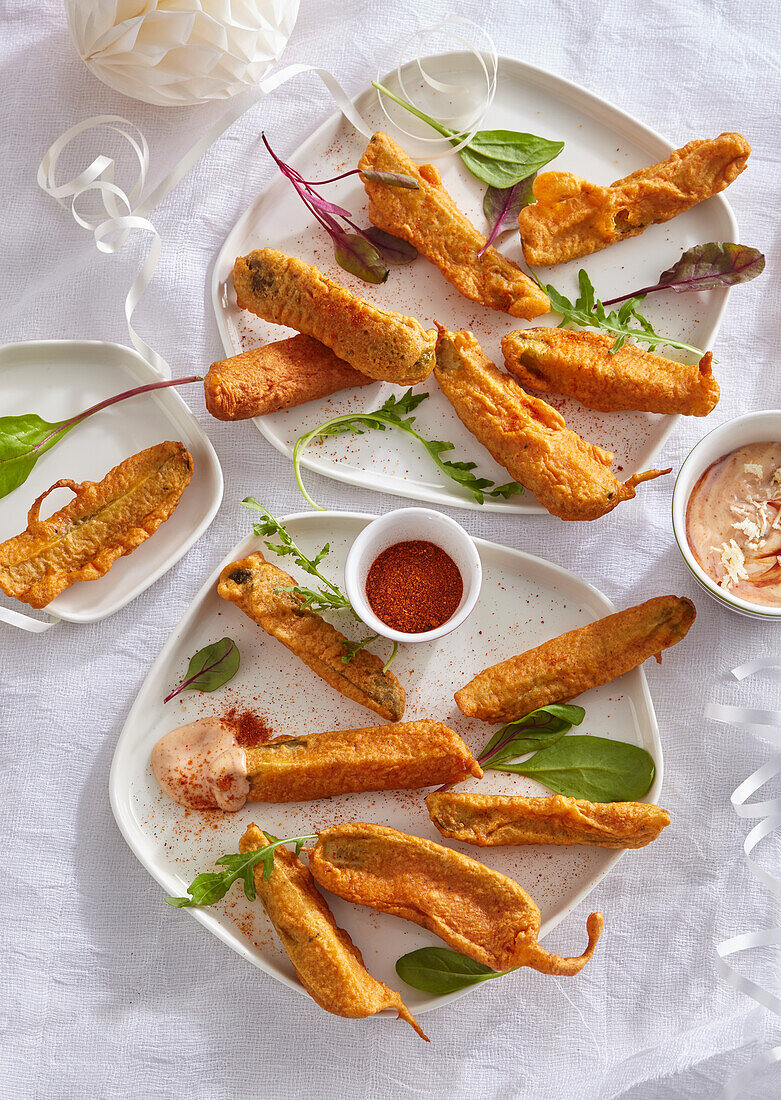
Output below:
[344,507,482,643]
[672,410,781,621]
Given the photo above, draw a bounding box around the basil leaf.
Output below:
[164,638,239,703]
[361,225,418,266]
[512,735,655,801]
[333,232,389,284]
[396,947,511,994]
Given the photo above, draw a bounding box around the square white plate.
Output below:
[110,510,663,1016]
[212,52,737,514]
[0,340,223,628]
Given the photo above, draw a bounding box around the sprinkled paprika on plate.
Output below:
[365,539,463,633]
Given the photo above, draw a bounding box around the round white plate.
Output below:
[0,340,223,628]
[110,510,663,1016]
[212,52,737,514]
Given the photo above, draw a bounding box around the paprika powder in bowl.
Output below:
[344,508,482,644]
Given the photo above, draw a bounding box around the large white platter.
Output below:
[0,340,223,630]
[213,52,737,514]
[110,510,663,1016]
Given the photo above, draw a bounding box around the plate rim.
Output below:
[109,508,663,1015]
[0,338,224,624]
[210,50,738,515]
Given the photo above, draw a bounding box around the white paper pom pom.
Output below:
[66,0,300,107]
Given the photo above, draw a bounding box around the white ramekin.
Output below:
[672,410,781,621]
[344,508,482,643]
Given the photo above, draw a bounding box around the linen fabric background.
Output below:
[1,1,780,1097]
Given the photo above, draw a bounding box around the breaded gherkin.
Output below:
[239,824,427,1038]
[217,551,405,722]
[455,594,696,723]
[434,326,669,521]
[502,328,719,416]
[426,793,671,849]
[233,248,436,385]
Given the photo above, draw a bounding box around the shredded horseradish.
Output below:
[744,462,764,477]
[713,539,750,590]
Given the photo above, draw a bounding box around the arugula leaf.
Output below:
[602,242,766,306]
[479,175,536,256]
[0,376,201,502]
[538,268,706,357]
[163,638,240,703]
[165,834,318,907]
[372,82,563,188]
[478,703,586,770]
[396,947,513,994]
[512,735,656,801]
[292,390,524,510]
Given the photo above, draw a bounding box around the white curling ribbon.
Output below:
[731,756,781,819]
[723,1046,781,1100]
[743,815,781,896]
[704,702,781,739]
[732,657,781,681]
[375,18,498,157]
[716,929,781,1016]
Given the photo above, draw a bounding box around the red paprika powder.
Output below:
[365,539,463,633]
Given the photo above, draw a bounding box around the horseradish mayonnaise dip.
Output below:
[686,442,781,607]
[151,718,249,811]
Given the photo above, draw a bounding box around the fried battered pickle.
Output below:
[0,441,192,608]
[426,792,671,849]
[239,824,427,1038]
[358,131,550,319]
[309,823,603,975]
[434,326,668,521]
[233,248,436,385]
[502,328,719,416]
[455,594,696,722]
[244,721,482,802]
[519,133,751,266]
[204,334,372,420]
[217,552,405,721]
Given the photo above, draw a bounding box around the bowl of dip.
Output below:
[672,411,781,619]
[344,507,482,643]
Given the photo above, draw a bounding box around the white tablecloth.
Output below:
[2,1,780,1097]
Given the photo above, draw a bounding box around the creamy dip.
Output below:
[151,718,249,811]
[686,442,781,607]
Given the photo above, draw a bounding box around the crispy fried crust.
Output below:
[519,133,751,266]
[455,594,696,722]
[502,328,719,416]
[434,326,669,521]
[244,721,481,801]
[239,824,427,1038]
[204,334,372,420]
[309,823,603,974]
[0,441,193,608]
[217,551,405,721]
[426,793,671,849]
[232,248,436,385]
[358,131,550,319]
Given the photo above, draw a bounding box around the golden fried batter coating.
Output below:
[434,326,668,521]
[0,441,192,608]
[245,721,481,802]
[502,328,719,416]
[309,823,603,975]
[455,594,696,723]
[239,824,427,1038]
[204,334,372,420]
[358,131,550,319]
[217,551,405,721]
[519,133,751,266]
[426,793,671,849]
[233,248,436,385]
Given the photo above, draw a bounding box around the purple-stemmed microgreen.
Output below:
[0,375,202,501]
[602,242,765,306]
[478,174,537,257]
[164,638,240,703]
[262,133,419,284]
